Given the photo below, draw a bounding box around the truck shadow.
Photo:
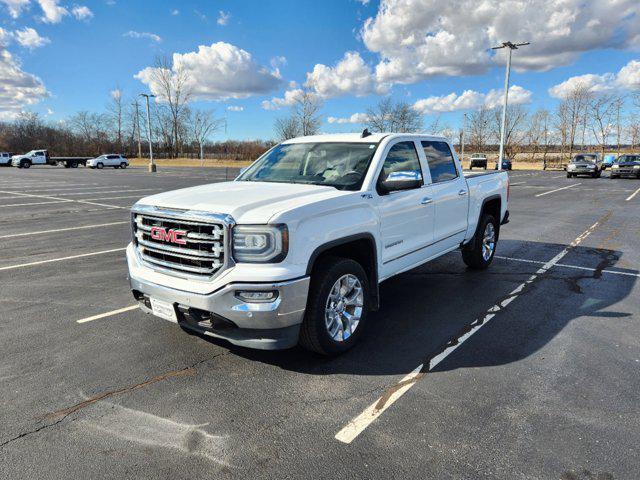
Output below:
[207,240,637,376]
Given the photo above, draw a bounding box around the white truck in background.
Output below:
[11,150,91,168]
[127,132,510,355]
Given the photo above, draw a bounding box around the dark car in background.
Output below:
[566,153,602,178]
[610,154,640,178]
[494,158,512,170]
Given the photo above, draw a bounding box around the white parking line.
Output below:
[626,187,640,202]
[0,221,128,239]
[334,218,603,444]
[535,183,581,197]
[76,305,138,324]
[53,188,157,196]
[495,255,640,278]
[4,200,71,207]
[0,190,129,209]
[0,247,126,271]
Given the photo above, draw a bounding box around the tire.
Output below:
[96,162,103,169]
[567,172,572,178]
[462,213,498,270]
[22,160,31,169]
[70,161,78,168]
[299,257,370,356]
[610,174,619,179]
[120,162,127,169]
[469,165,473,170]
[114,165,120,169]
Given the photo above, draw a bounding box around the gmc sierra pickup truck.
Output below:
[127,133,509,355]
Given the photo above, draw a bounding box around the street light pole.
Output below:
[132,100,142,160]
[140,93,156,173]
[492,41,529,170]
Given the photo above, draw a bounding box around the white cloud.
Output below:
[361,0,640,85]
[217,10,230,26]
[305,51,387,99]
[0,28,12,47]
[413,85,532,114]
[0,48,49,118]
[0,0,30,18]
[37,0,69,23]
[135,42,283,101]
[327,113,369,124]
[171,9,179,15]
[71,5,93,20]
[46,107,53,115]
[14,27,50,49]
[227,105,243,112]
[615,60,640,91]
[110,88,122,100]
[261,88,305,110]
[548,59,640,98]
[124,30,162,43]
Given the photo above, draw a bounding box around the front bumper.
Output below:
[130,273,310,350]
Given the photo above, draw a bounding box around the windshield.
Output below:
[617,155,640,163]
[572,155,597,163]
[237,142,378,190]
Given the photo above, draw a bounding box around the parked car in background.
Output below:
[0,152,11,166]
[610,154,640,179]
[127,132,510,355]
[469,153,488,170]
[602,154,616,170]
[87,154,129,169]
[566,153,602,178]
[494,158,512,170]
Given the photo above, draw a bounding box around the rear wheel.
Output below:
[462,214,498,270]
[70,161,78,168]
[120,162,127,169]
[299,257,369,356]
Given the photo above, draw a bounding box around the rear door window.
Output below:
[421,141,458,183]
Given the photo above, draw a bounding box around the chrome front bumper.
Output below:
[130,274,310,350]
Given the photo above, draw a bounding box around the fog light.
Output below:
[235,290,278,303]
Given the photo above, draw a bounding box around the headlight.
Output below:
[232,225,288,263]
[568,164,575,170]
[613,164,619,169]
[634,165,640,169]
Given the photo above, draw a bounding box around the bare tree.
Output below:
[188,109,225,162]
[491,105,528,159]
[293,91,323,136]
[107,86,124,151]
[148,55,192,157]
[558,83,591,161]
[274,116,301,141]
[590,94,616,158]
[467,106,491,153]
[365,98,423,133]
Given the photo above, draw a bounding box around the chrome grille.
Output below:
[132,206,232,279]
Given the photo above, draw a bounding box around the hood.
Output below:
[135,181,351,224]
[570,162,596,167]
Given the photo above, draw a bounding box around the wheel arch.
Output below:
[306,233,379,310]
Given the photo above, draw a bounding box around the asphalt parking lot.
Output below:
[1,165,639,479]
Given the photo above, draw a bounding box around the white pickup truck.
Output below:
[127,133,509,355]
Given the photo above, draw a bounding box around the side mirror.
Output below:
[379,170,422,194]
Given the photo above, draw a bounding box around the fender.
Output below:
[306,233,380,310]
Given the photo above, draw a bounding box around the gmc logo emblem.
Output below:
[150,226,187,245]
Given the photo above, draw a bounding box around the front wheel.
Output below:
[96,162,104,169]
[299,257,369,356]
[567,172,573,178]
[462,214,498,270]
[21,160,31,169]
[610,174,619,179]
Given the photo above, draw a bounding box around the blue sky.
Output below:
[1,0,639,140]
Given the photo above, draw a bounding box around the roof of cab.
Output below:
[281,132,448,144]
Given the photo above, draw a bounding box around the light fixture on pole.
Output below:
[140,93,156,173]
[491,41,529,171]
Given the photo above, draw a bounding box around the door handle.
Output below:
[458,189,468,196]
[420,197,433,205]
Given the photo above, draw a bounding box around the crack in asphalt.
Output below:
[0,354,225,450]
